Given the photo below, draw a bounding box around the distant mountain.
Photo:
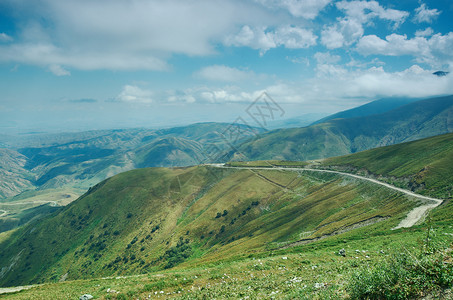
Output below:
[1,132,452,287]
[0,149,34,199]
[0,123,263,199]
[266,113,328,129]
[235,95,453,161]
[311,97,420,125]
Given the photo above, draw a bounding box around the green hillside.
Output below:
[320,132,453,199]
[236,95,453,161]
[0,165,416,287]
[312,97,418,125]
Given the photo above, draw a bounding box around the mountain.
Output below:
[1,132,452,287]
[0,123,262,200]
[0,149,34,199]
[311,97,420,125]
[266,113,328,129]
[235,95,453,162]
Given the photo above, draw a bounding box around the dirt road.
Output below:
[211,164,443,229]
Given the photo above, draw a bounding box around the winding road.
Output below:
[210,164,443,229]
[0,210,6,217]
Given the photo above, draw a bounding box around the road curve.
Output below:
[210,164,443,229]
[0,209,6,217]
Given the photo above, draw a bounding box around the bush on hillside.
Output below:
[347,244,453,299]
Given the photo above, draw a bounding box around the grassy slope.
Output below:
[237,95,453,161]
[311,97,418,125]
[321,132,453,199]
[0,164,415,287]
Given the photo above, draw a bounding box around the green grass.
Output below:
[2,222,452,299]
[0,165,416,288]
[321,132,453,199]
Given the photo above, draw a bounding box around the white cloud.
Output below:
[181,65,453,106]
[0,33,13,42]
[414,3,441,23]
[357,34,427,56]
[225,25,317,54]
[415,27,434,37]
[0,0,274,72]
[288,65,453,104]
[116,85,153,103]
[117,64,453,113]
[320,1,409,50]
[255,0,332,19]
[314,52,341,64]
[357,32,453,67]
[0,42,169,71]
[194,65,256,82]
[273,26,317,48]
[321,18,363,49]
[336,0,409,26]
[49,64,70,76]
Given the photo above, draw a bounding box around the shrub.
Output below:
[347,246,453,299]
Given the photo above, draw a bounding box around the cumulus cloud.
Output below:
[254,0,332,19]
[194,65,256,82]
[321,1,409,50]
[225,25,317,54]
[329,65,453,99]
[321,18,363,49]
[171,65,453,108]
[166,86,258,104]
[336,0,409,26]
[116,85,153,103]
[314,52,341,64]
[357,32,453,67]
[415,27,434,37]
[290,65,453,104]
[414,3,441,23]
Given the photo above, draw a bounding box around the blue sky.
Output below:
[0,0,452,133]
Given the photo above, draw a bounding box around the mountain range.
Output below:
[235,95,453,161]
[0,131,451,287]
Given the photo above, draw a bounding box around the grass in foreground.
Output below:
[3,221,452,299]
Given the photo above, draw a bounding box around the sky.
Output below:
[0,0,452,133]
